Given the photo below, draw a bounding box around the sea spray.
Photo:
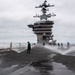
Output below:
[44,44,75,56]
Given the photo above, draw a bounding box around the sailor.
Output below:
[27,41,31,54]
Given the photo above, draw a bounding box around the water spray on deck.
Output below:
[44,44,75,56]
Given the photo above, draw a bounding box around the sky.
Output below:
[0,0,75,43]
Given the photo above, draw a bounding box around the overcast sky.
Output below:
[0,0,75,43]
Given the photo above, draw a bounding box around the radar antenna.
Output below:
[34,0,56,20]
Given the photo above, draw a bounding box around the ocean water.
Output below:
[0,42,28,48]
[0,42,75,56]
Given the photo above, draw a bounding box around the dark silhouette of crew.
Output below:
[67,42,70,48]
[27,41,31,54]
[61,43,63,49]
[61,43,63,46]
[43,42,45,45]
[58,43,60,46]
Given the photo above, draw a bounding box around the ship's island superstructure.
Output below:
[28,0,56,44]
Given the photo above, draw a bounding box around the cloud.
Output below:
[0,0,75,43]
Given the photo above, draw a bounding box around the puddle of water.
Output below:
[51,62,75,75]
[30,57,75,75]
[30,59,53,75]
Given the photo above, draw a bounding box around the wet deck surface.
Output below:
[0,45,75,75]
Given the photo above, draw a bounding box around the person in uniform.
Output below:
[27,41,31,54]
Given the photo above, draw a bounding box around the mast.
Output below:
[34,0,56,20]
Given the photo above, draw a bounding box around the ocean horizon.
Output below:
[0,42,75,49]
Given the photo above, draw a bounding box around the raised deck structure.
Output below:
[28,0,56,44]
